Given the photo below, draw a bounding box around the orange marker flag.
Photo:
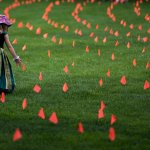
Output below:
[100,100,106,110]
[106,69,110,77]
[98,49,100,56]
[63,83,68,93]
[103,37,107,43]
[64,66,68,74]
[33,84,41,93]
[133,58,136,67]
[114,31,119,37]
[72,62,74,67]
[13,128,22,142]
[12,39,17,45]
[43,33,48,39]
[48,50,51,58]
[18,22,24,28]
[110,114,117,125]
[96,24,99,30]
[109,127,115,141]
[104,26,108,32]
[138,24,142,30]
[129,24,134,30]
[86,46,89,53]
[52,36,56,43]
[22,44,26,51]
[89,32,94,38]
[38,108,45,119]
[120,76,127,85]
[127,42,130,49]
[98,108,104,119]
[126,32,131,37]
[36,27,41,35]
[59,38,63,45]
[72,40,75,47]
[144,80,150,90]
[39,72,43,81]
[22,98,27,110]
[146,62,150,70]
[99,79,103,87]
[111,53,115,61]
[115,40,119,47]
[20,63,27,71]
[1,92,5,103]
[78,122,84,133]
[94,36,98,43]
[49,112,58,124]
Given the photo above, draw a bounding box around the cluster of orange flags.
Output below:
[2,0,150,144]
[38,108,58,124]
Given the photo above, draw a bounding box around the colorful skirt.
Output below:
[0,48,15,93]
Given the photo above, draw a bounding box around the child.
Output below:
[0,14,21,93]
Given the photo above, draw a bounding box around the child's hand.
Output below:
[15,58,22,66]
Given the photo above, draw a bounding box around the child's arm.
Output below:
[4,33,21,65]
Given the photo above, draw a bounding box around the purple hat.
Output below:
[0,15,12,27]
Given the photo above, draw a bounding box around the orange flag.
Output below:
[1,92,5,103]
[43,33,48,39]
[109,127,115,141]
[146,62,150,70]
[120,76,127,85]
[126,32,131,37]
[106,69,110,77]
[99,79,103,87]
[96,24,99,30]
[98,108,104,119]
[78,122,84,133]
[52,36,56,43]
[13,128,22,142]
[127,42,130,49]
[129,24,134,30]
[133,58,137,67]
[22,98,27,110]
[86,46,89,53]
[59,38,63,45]
[20,63,27,71]
[64,66,68,74]
[36,27,41,35]
[48,50,51,58]
[100,101,106,110]
[111,53,115,61]
[49,112,58,124]
[12,39,17,45]
[63,83,68,93]
[94,36,98,43]
[115,40,119,47]
[98,49,100,56]
[22,44,26,51]
[138,24,142,30]
[39,72,43,81]
[144,80,150,90]
[103,37,107,43]
[18,22,24,28]
[72,40,75,47]
[89,32,94,38]
[33,84,41,93]
[114,31,119,37]
[38,108,45,119]
[110,114,117,125]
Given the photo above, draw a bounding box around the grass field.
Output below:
[0,0,150,150]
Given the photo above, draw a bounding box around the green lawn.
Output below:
[0,0,150,150]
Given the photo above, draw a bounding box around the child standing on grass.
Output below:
[0,14,21,93]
